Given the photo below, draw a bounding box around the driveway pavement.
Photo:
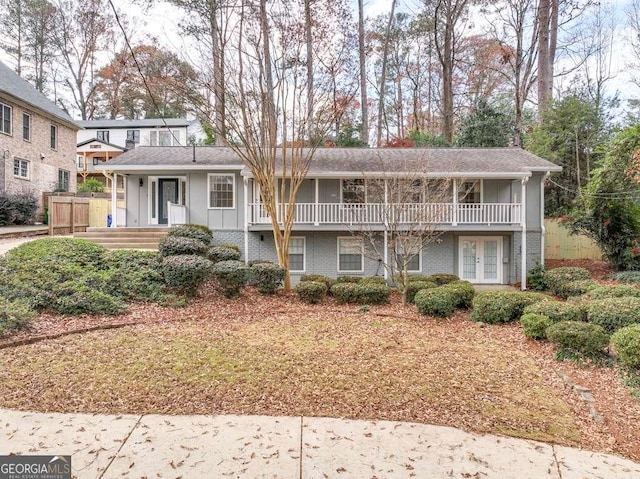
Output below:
[1,409,639,478]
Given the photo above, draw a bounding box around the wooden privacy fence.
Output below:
[48,196,90,235]
[89,198,125,227]
[545,219,602,260]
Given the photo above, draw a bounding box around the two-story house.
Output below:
[95,146,561,288]
[0,61,79,215]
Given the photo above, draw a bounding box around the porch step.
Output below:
[74,227,168,250]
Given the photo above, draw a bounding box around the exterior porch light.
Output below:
[139,178,144,187]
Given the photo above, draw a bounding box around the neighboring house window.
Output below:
[288,237,305,272]
[342,179,365,204]
[395,236,422,272]
[126,129,140,148]
[13,158,29,179]
[50,124,58,149]
[96,130,109,143]
[92,157,100,166]
[338,237,363,273]
[150,129,180,146]
[159,130,172,146]
[459,181,481,204]
[58,169,70,192]
[208,174,235,208]
[1,102,11,134]
[22,113,30,141]
[77,156,84,169]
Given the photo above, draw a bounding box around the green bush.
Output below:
[336,275,363,284]
[405,280,438,304]
[0,191,38,226]
[295,281,328,304]
[211,260,249,298]
[426,273,460,285]
[105,249,160,269]
[161,255,214,296]
[554,280,597,299]
[586,297,640,333]
[580,285,640,300]
[218,243,241,253]
[159,236,208,258]
[250,262,285,295]
[166,224,213,244]
[611,324,640,370]
[354,282,391,305]
[0,298,36,335]
[360,276,387,285]
[610,271,640,284]
[544,267,591,295]
[300,274,336,290]
[414,288,456,317]
[444,281,475,309]
[393,274,432,284]
[520,313,553,340]
[330,283,359,303]
[5,237,106,268]
[208,245,241,263]
[546,321,610,356]
[527,262,547,291]
[53,283,127,315]
[77,178,104,193]
[471,291,551,324]
[523,301,584,323]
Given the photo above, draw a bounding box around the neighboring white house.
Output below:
[97,146,562,288]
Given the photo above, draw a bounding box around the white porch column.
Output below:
[521,177,529,290]
[243,177,249,265]
[452,180,458,226]
[314,178,319,226]
[383,229,389,280]
[540,172,550,265]
[111,172,117,228]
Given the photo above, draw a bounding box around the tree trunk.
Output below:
[211,2,226,146]
[537,0,553,115]
[305,0,314,126]
[376,0,396,147]
[358,0,369,144]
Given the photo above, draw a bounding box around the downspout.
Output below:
[540,172,551,266]
[521,177,529,290]
[243,177,249,265]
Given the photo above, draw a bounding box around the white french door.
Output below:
[459,236,503,284]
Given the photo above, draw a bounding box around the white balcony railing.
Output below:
[168,202,187,226]
[249,203,521,226]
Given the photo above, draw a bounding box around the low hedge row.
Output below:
[611,324,640,370]
[471,291,551,324]
[295,281,328,304]
[585,297,640,334]
[414,281,475,317]
[546,321,610,356]
[544,267,592,297]
[522,301,584,323]
[330,282,392,305]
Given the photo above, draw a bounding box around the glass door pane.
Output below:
[483,240,498,281]
[462,240,477,281]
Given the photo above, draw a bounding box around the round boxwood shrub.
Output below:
[444,281,475,309]
[208,245,241,263]
[211,260,249,298]
[218,243,241,253]
[544,267,591,295]
[523,301,584,323]
[161,254,214,296]
[554,280,597,299]
[426,273,460,285]
[471,291,551,324]
[610,271,640,284]
[354,282,391,305]
[251,262,286,295]
[336,275,363,284]
[405,280,438,304]
[360,276,387,285]
[300,274,336,290]
[611,324,640,370]
[166,224,213,245]
[330,283,358,303]
[159,236,208,258]
[546,321,610,356]
[520,313,553,340]
[414,288,456,317]
[580,285,640,300]
[0,297,35,335]
[586,297,640,333]
[295,281,327,304]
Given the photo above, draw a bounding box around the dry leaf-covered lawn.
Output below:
[0,288,638,461]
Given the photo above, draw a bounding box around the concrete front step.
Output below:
[104,243,160,250]
[74,227,168,250]
[86,227,168,233]
[76,232,167,239]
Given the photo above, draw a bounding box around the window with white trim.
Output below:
[288,237,305,272]
[96,130,109,143]
[459,180,481,204]
[395,236,422,272]
[208,174,235,208]
[13,158,29,179]
[1,102,11,134]
[50,124,58,149]
[342,179,365,204]
[57,169,70,192]
[22,113,30,141]
[338,237,363,272]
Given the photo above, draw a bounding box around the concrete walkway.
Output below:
[1,409,639,479]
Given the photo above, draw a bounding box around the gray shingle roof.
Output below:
[102,146,561,176]
[77,119,191,129]
[0,61,78,128]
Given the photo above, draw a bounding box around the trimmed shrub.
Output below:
[580,285,640,300]
[405,280,438,304]
[393,274,432,284]
[248,259,273,266]
[586,297,640,333]
[159,236,208,258]
[444,280,475,309]
[610,271,640,284]
[414,288,456,317]
[546,321,610,356]
[360,276,387,285]
[208,245,241,263]
[0,298,36,335]
[330,283,359,303]
[426,273,460,285]
[611,324,640,370]
[218,243,241,253]
[161,255,214,296]
[53,284,127,315]
[523,301,584,323]
[300,274,336,290]
[354,282,391,305]
[554,280,597,299]
[251,262,286,295]
[527,262,546,291]
[0,191,38,226]
[5,237,106,268]
[545,267,591,295]
[295,281,327,304]
[471,291,551,324]
[211,260,249,298]
[105,249,160,269]
[165,224,213,244]
[336,275,363,284]
[520,313,553,340]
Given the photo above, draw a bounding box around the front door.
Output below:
[459,236,503,284]
[158,178,179,225]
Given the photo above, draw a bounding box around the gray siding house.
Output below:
[98,147,561,288]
